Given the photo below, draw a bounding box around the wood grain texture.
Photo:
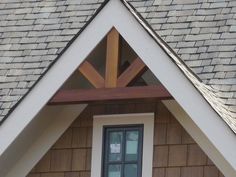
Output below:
[65,172,80,177]
[168,145,187,167]
[153,168,165,177]
[41,173,64,177]
[72,127,88,148]
[181,167,203,177]
[29,102,225,177]
[153,146,168,167]
[105,28,120,88]
[117,58,146,87]
[72,149,87,171]
[49,85,172,105]
[79,61,105,88]
[166,168,181,177]
[50,149,72,171]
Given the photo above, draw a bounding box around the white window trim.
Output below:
[91,113,154,177]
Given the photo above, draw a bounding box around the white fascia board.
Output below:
[0,0,235,176]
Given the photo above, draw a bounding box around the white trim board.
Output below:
[92,113,154,177]
[0,0,235,176]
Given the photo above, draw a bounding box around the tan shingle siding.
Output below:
[28,101,224,177]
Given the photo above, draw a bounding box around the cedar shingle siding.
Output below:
[27,101,224,177]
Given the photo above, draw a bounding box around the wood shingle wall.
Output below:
[27,101,224,177]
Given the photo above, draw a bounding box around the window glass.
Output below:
[109,131,123,161]
[124,164,138,177]
[125,131,139,161]
[108,165,122,177]
[103,126,143,177]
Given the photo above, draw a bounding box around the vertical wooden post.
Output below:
[105,28,120,88]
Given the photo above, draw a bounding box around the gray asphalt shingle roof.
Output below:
[0,0,235,131]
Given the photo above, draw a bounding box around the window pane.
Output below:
[109,131,123,161]
[124,164,138,177]
[125,131,139,161]
[108,164,121,177]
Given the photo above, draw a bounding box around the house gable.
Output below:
[49,27,171,105]
[0,0,236,177]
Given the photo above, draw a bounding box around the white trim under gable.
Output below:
[0,0,235,176]
[92,113,154,177]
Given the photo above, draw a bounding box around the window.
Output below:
[91,113,154,177]
[102,126,143,177]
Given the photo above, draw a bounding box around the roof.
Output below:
[0,0,235,131]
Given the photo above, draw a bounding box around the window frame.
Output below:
[91,113,154,177]
[102,125,144,177]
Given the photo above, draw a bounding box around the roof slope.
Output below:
[131,0,236,113]
[0,0,235,130]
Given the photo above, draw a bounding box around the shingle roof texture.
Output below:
[0,0,235,129]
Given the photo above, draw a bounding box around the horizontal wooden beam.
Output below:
[117,57,147,87]
[49,86,172,105]
[78,61,105,88]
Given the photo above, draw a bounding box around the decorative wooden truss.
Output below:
[49,28,172,105]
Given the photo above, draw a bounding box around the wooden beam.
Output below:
[78,61,105,88]
[117,58,147,87]
[49,86,172,105]
[105,28,120,88]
